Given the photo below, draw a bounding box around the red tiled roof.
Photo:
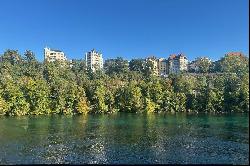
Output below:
[226,52,244,57]
[169,54,176,59]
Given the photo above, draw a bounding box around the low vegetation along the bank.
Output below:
[0,50,249,116]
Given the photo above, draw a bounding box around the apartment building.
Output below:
[146,56,168,76]
[44,47,67,62]
[168,53,188,74]
[85,49,103,72]
[158,58,168,76]
[146,56,159,75]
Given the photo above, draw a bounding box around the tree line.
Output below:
[0,50,249,116]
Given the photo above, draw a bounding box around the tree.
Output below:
[20,77,51,115]
[1,49,21,65]
[89,81,108,113]
[145,97,157,113]
[239,73,249,112]
[195,57,212,73]
[129,59,145,73]
[104,57,129,76]
[0,92,8,115]
[223,73,243,112]
[0,48,249,116]
[71,59,87,75]
[217,54,249,76]
[128,58,154,77]
[22,50,42,78]
[23,50,36,62]
[116,81,143,113]
[1,79,30,116]
[76,96,90,114]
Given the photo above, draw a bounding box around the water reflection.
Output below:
[0,113,248,164]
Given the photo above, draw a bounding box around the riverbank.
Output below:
[0,109,249,117]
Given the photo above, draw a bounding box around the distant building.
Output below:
[146,56,159,75]
[85,49,103,72]
[158,58,168,76]
[146,56,168,76]
[44,47,67,62]
[225,52,245,58]
[168,53,188,74]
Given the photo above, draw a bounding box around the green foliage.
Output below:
[217,55,249,77]
[104,57,129,76]
[192,57,212,73]
[92,82,108,113]
[145,98,157,113]
[1,79,30,116]
[20,77,50,115]
[1,49,21,65]
[0,49,249,116]
[239,73,249,111]
[0,94,8,115]
[116,81,143,113]
[223,73,246,112]
[76,96,90,114]
[128,58,154,76]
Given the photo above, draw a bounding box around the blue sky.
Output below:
[0,0,248,62]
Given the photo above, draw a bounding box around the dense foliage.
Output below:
[0,50,249,116]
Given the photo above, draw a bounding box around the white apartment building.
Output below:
[168,53,188,74]
[44,47,67,62]
[85,49,103,72]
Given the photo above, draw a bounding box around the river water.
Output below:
[0,113,248,164]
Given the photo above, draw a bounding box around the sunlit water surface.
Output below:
[0,113,248,164]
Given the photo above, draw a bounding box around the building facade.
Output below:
[85,49,103,72]
[168,53,188,74]
[158,58,168,76]
[146,56,168,76]
[44,47,67,62]
[146,56,159,75]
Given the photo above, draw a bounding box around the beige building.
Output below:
[168,53,188,74]
[85,49,103,72]
[44,47,67,62]
[146,56,168,76]
[146,56,159,75]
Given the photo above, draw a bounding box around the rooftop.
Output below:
[226,52,244,57]
[169,53,187,60]
[146,56,157,60]
[89,49,101,54]
[51,49,63,52]
[45,47,63,53]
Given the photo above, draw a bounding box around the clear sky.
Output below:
[0,0,248,62]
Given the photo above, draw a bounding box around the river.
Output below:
[0,113,248,164]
